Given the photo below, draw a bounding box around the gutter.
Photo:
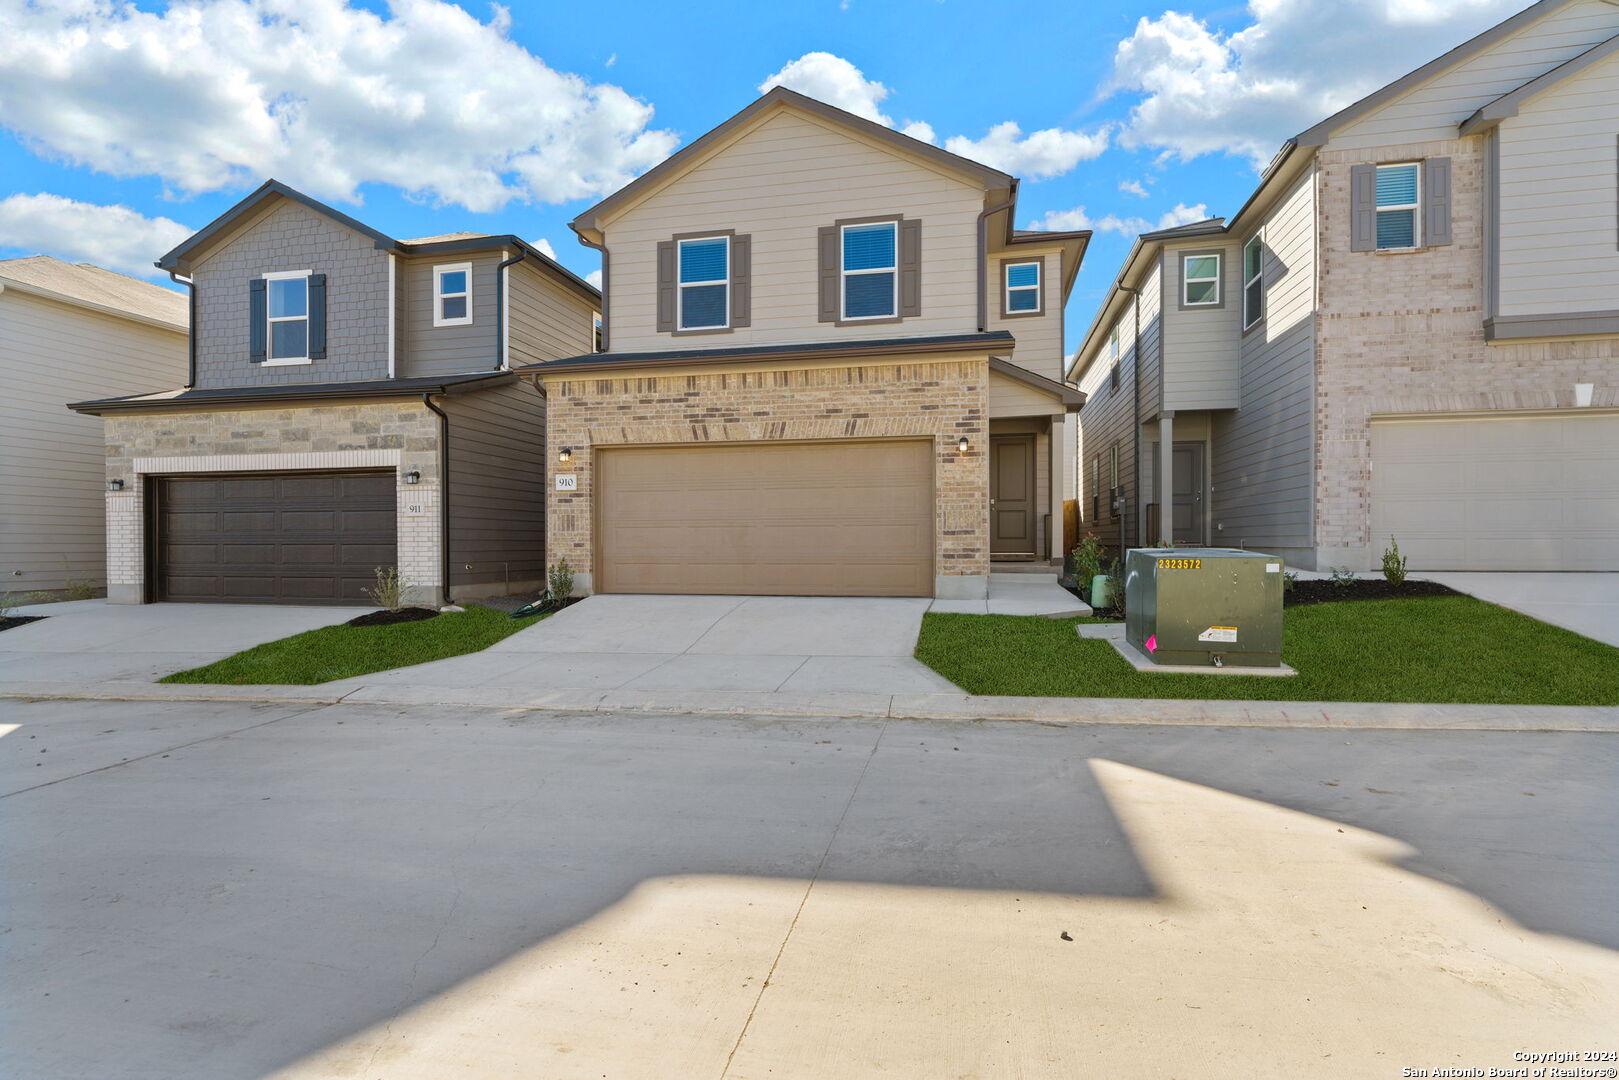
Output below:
[976,182,1018,332]
[571,225,609,351]
[421,392,452,605]
[494,246,527,371]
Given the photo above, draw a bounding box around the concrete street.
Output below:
[3,697,1614,1079]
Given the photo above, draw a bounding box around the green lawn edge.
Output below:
[915,595,1619,706]
[160,604,546,685]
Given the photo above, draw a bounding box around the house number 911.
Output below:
[554,474,578,491]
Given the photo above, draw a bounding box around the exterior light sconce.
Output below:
[957,436,970,454]
[108,478,125,491]
[559,447,572,462]
[403,470,421,485]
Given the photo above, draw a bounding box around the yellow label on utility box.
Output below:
[1157,558,1202,570]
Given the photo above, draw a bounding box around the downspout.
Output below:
[168,271,196,388]
[494,247,527,370]
[572,228,609,351]
[422,392,451,605]
[975,181,1018,332]
[1118,283,1143,550]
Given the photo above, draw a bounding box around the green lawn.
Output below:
[161,604,544,685]
[915,596,1619,705]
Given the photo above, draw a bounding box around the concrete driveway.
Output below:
[2,697,1614,1079]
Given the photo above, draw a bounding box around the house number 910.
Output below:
[554,474,578,491]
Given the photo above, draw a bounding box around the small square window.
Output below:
[1182,253,1221,307]
[434,264,472,327]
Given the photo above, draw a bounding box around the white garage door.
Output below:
[1370,412,1619,571]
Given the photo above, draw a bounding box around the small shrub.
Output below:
[1381,536,1408,586]
[363,566,409,612]
[65,578,98,602]
[1071,533,1105,592]
[547,559,575,603]
[1104,559,1128,618]
[1282,570,1299,593]
[1328,565,1358,588]
[0,591,46,619]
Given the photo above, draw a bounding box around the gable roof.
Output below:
[0,255,187,331]
[570,86,1015,234]
[1459,28,1619,134]
[156,179,394,272]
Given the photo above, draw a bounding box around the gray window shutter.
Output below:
[1424,157,1452,247]
[730,234,751,328]
[899,218,922,318]
[249,278,267,362]
[307,273,327,359]
[817,226,839,322]
[655,240,676,332]
[1350,163,1377,252]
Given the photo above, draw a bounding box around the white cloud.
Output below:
[1119,179,1150,198]
[1110,0,1522,168]
[532,238,559,260]
[0,0,679,212]
[760,52,1106,179]
[0,193,193,278]
[585,269,603,289]
[1025,201,1210,237]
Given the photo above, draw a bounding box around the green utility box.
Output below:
[1124,548,1285,667]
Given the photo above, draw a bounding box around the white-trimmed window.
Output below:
[433,263,472,327]
[1374,163,1421,250]
[841,221,898,320]
[1107,324,1120,392]
[1005,261,1040,313]
[678,236,729,330]
[1182,253,1221,307]
[1242,235,1264,329]
[264,269,310,364]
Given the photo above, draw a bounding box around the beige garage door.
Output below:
[1370,412,1619,571]
[597,440,934,596]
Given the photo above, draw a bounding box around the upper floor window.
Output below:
[1242,235,1264,329]
[592,313,603,352]
[1374,163,1420,250]
[1107,325,1120,392]
[265,270,310,364]
[1182,253,1221,307]
[433,263,472,327]
[842,221,898,320]
[1005,261,1041,314]
[678,236,729,330]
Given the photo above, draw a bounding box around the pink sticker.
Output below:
[1145,634,1157,653]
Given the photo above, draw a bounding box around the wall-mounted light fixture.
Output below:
[107,478,125,491]
[957,436,970,453]
[403,470,421,485]
[559,447,572,462]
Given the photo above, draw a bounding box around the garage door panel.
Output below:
[599,441,933,597]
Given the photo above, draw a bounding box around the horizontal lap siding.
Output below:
[1076,263,1160,545]
[442,382,548,590]
[1162,241,1241,410]
[399,252,502,378]
[506,261,598,368]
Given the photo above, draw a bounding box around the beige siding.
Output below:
[602,107,985,353]
[988,368,1061,418]
[1211,166,1318,555]
[1496,54,1619,316]
[986,249,1065,382]
[441,382,549,598]
[397,250,504,378]
[1161,240,1241,410]
[0,290,187,591]
[507,260,597,366]
[1328,0,1619,151]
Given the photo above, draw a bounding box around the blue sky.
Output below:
[0,0,1523,353]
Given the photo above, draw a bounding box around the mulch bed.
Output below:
[346,607,440,628]
[1284,578,1461,607]
[0,615,46,633]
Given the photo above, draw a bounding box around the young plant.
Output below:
[1104,559,1128,618]
[1282,570,1299,593]
[65,578,98,602]
[363,566,409,612]
[1381,536,1408,586]
[547,559,575,605]
[1071,532,1105,592]
[1328,565,1358,588]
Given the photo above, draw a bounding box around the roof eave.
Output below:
[67,372,511,415]
[156,179,398,273]
[391,235,601,304]
[0,276,187,334]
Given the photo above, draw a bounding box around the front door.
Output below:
[1171,442,1205,545]
[990,434,1037,556]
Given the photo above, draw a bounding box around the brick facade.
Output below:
[541,357,991,596]
[1315,137,1619,566]
[101,401,443,604]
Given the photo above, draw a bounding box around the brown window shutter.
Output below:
[899,218,922,317]
[730,234,751,328]
[1424,157,1452,246]
[817,225,839,322]
[1349,163,1377,252]
[655,240,676,333]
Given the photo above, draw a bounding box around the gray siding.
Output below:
[441,381,548,594]
[1161,240,1241,410]
[507,259,598,367]
[398,251,503,378]
[192,198,390,388]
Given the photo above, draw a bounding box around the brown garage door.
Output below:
[597,440,934,597]
[153,472,396,604]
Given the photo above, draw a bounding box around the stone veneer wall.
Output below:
[543,358,990,596]
[1314,136,1619,567]
[101,401,444,604]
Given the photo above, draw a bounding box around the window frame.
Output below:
[840,220,899,322]
[1180,251,1223,309]
[1108,443,1120,519]
[1374,161,1422,252]
[432,262,473,328]
[1241,234,1264,330]
[1003,259,1042,316]
[676,234,730,332]
[262,269,312,366]
[1107,324,1121,392]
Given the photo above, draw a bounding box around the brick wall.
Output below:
[542,358,990,595]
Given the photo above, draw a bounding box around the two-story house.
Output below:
[1071,0,1619,572]
[519,87,1088,599]
[70,180,600,605]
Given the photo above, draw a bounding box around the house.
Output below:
[1,257,188,596]
[518,87,1088,599]
[1070,0,1619,572]
[69,181,600,605]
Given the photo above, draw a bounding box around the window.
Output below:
[592,313,603,352]
[678,236,729,330]
[1242,235,1264,329]
[1375,163,1421,250]
[1182,253,1221,307]
[1109,444,1120,519]
[1107,325,1120,392]
[841,221,897,320]
[1005,261,1040,314]
[1091,455,1101,521]
[264,270,309,363]
[433,263,472,327]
